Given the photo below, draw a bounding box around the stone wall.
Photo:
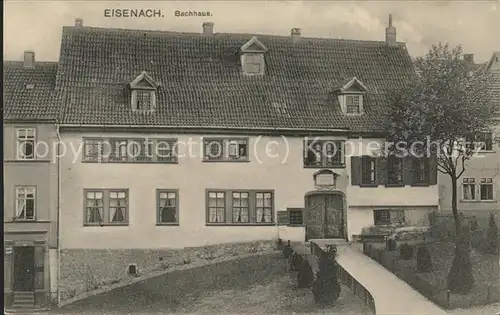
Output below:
[59,240,274,301]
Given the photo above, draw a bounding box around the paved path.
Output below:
[311,241,447,315]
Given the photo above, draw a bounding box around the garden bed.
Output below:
[363,240,500,309]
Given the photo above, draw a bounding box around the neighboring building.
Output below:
[53,15,438,298]
[438,52,500,221]
[3,52,59,310]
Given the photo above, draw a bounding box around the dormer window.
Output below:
[129,71,160,112]
[333,77,368,115]
[345,95,362,114]
[239,36,268,76]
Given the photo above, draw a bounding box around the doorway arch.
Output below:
[304,190,347,241]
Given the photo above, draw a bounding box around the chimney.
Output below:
[385,14,397,46]
[202,22,214,35]
[23,51,35,68]
[291,28,301,43]
[75,18,83,28]
[464,54,474,64]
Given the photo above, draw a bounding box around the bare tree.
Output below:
[383,43,498,293]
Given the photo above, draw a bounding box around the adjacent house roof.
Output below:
[3,61,59,121]
[55,25,415,132]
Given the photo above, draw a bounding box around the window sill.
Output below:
[304,165,346,169]
[460,200,497,203]
[385,184,405,188]
[5,159,52,163]
[202,159,250,163]
[206,223,275,226]
[6,219,49,223]
[411,183,430,187]
[359,184,378,188]
[83,223,129,227]
[156,223,180,226]
[82,160,179,164]
[286,224,305,227]
[476,150,496,154]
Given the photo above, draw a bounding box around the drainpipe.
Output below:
[55,124,62,306]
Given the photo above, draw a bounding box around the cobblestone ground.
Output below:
[53,253,372,314]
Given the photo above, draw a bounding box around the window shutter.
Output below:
[376,157,387,185]
[429,153,438,185]
[350,156,361,185]
[402,156,413,185]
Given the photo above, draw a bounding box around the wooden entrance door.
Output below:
[13,247,35,291]
[305,193,344,240]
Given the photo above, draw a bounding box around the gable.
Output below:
[240,36,268,53]
[129,71,159,90]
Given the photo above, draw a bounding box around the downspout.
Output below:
[55,124,62,306]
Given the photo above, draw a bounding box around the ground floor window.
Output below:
[373,209,405,225]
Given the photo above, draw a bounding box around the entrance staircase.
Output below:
[12,291,35,309]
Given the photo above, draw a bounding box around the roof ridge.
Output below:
[62,25,405,46]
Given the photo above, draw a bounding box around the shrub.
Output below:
[312,246,341,305]
[486,213,499,254]
[289,251,301,271]
[416,246,432,272]
[297,259,314,288]
[283,240,293,259]
[447,238,474,294]
[399,243,414,260]
[386,237,397,251]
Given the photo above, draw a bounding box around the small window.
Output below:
[135,91,154,111]
[203,138,248,162]
[15,187,36,220]
[255,192,273,223]
[157,190,178,224]
[345,95,362,114]
[480,178,494,201]
[130,139,153,162]
[289,209,303,225]
[387,155,403,185]
[361,156,376,185]
[83,139,103,162]
[374,209,405,225]
[244,54,263,74]
[16,128,36,160]
[84,189,128,226]
[109,139,129,162]
[127,264,137,276]
[462,178,476,200]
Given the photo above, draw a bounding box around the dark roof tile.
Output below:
[56,26,416,132]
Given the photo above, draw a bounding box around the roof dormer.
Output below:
[239,36,268,76]
[129,71,159,112]
[333,77,368,115]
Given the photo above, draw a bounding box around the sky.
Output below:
[3,1,500,63]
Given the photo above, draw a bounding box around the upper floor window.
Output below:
[361,156,376,185]
[304,139,345,168]
[412,157,429,184]
[15,187,36,220]
[462,177,476,200]
[84,189,128,226]
[16,128,36,160]
[129,71,159,111]
[203,137,248,162]
[480,178,494,201]
[387,155,403,185]
[82,138,178,163]
[476,132,494,151]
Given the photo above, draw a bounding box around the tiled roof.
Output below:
[3,61,59,121]
[56,26,416,132]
